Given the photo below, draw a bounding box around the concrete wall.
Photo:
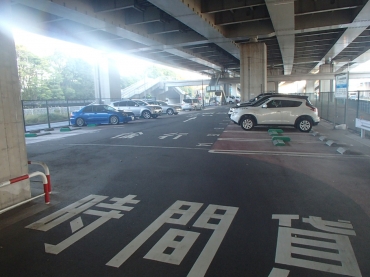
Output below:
[0,0,31,210]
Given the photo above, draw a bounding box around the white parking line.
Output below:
[209,149,370,158]
[67,143,210,150]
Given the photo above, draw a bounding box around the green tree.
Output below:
[16,45,51,100]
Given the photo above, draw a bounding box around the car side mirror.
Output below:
[262,104,267,108]
[135,104,139,107]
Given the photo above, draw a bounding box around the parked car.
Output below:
[70,104,132,127]
[209,97,220,106]
[112,99,162,119]
[228,94,310,118]
[182,98,202,111]
[230,96,320,132]
[226,96,236,104]
[144,100,181,115]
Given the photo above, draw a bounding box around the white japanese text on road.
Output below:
[106,200,238,277]
[269,214,362,277]
[26,195,140,254]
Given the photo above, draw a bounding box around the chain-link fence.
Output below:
[304,90,370,132]
[22,99,96,131]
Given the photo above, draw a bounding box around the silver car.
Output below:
[145,100,181,115]
[112,99,162,119]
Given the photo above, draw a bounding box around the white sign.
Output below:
[270,214,362,277]
[335,73,348,99]
[355,118,370,131]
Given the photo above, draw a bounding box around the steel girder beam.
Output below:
[92,0,144,13]
[214,5,270,26]
[312,0,370,73]
[145,0,240,59]
[201,0,265,14]
[265,0,295,75]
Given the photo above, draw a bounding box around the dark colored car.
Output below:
[70,104,132,127]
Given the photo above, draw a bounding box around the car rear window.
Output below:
[281,100,302,107]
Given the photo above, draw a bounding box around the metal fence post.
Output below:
[21,100,26,132]
[46,100,51,129]
[356,91,360,119]
[67,99,70,126]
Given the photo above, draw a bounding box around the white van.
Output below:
[181,98,202,111]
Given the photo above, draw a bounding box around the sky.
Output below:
[12,28,206,80]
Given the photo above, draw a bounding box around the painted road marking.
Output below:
[25,129,100,144]
[111,132,143,139]
[159,133,188,139]
[217,138,324,143]
[67,143,211,151]
[268,268,289,277]
[196,143,213,147]
[272,214,362,276]
[207,134,220,137]
[209,149,370,158]
[184,117,197,122]
[106,201,238,277]
[214,128,224,130]
[26,195,140,255]
[144,228,200,265]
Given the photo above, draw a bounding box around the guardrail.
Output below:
[0,171,50,215]
[28,161,52,192]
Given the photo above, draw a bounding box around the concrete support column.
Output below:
[231,84,238,96]
[240,42,267,102]
[0,0,31,209]
[319,63,333,92]
[94,56,121,104]
[275,81,279,94]
[306,81,315,94]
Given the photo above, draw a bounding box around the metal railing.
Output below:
[0,171,50,214]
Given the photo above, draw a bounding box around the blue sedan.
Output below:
[70,104,132,127]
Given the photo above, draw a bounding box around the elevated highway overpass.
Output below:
[1,0,370,210]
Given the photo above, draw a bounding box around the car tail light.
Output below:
[309,106,317,113]
[306,102,317,113]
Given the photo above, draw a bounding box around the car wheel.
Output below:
[142,110,151,119]
[167,108,174,115]
[297,117,312,132]
[152,115,158,118]
[76,118,85,127]
[110,115,119,125]
[240,115,255,131]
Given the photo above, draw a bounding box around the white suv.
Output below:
[230,96,320,132]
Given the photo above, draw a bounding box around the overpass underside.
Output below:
[2,0,370,210]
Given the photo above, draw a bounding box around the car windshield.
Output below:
[106,105,117,111]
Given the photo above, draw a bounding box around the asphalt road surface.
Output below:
[1,106,370,277]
